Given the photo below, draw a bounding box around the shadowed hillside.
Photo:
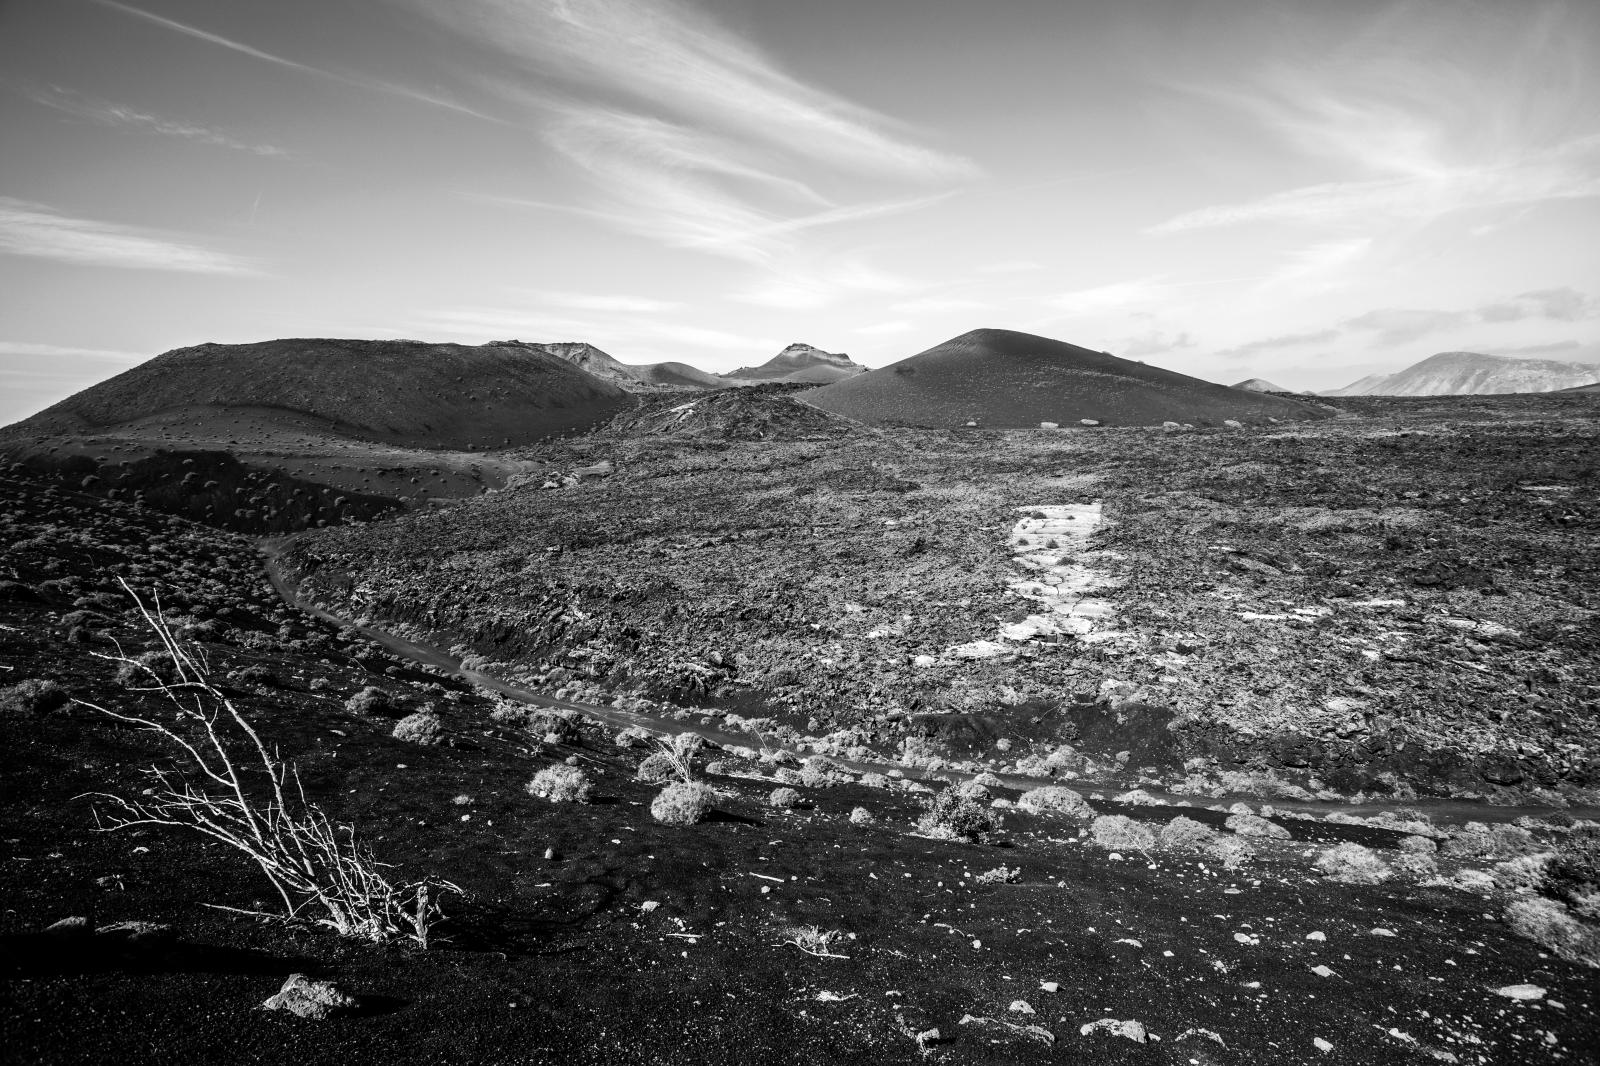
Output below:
[723,343,865,385]
[802,328,1332,428]
[2,338,636,450]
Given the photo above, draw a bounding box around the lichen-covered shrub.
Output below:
[799,756,852,789]
[974,865,1021,885]
[768,787,802,809]
[1113,789,1161,806]
[1158,816,1217,851]
[1314,842,1392,884]
[636,751,680,784]
[1504,897,1600,968]
[1398,834,1438,855]
[1225,813,1290,839]
[116,650,178,688]
[344,686,396,716]
[0,678,69,717]
[528,711,578,745]
[1090,815,1156,851]
[614,725,652,749]
[1544,826,1600,917]
[392,709,444,746]
[849,807,874,825]
[1017,786,1092,821]
[951,780,993,804]
[1205,834,1253,870]
[651,782,715,826]
[918,790,1002,843]
[526,765,592,803]
[859,772,891,790]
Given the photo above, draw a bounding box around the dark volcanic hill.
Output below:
[1,338,635,449]
[1232,377,1291,392]
[722,342,865,385]
[802,328,1332,427]
[1324,351,1600,396]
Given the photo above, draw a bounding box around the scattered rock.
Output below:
[262,974,358,1020]
[1080,1018,1147,1043]
[1492,984,1546,1001]
[960,1014,1054,1046]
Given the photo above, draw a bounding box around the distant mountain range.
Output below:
[532,340,864,391]
[1322,351,1600,396]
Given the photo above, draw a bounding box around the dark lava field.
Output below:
[3,390,1598,1065]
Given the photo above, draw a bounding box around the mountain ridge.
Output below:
[1323,351,1600,396]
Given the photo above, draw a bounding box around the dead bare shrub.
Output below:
[76,581,456,946]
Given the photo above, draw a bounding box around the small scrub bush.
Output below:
[849,806,874,825]
[116,650,179,688]
[1398,834,1438,855]
[527,711,578,745]
[1224,813,1291,840]
[1205,834,1253,869]
[970,771,1004,789]
[704,759,732,776]
[1544,826,1600,916]
[799,756,852,788]
[917,789,1002,844]
[1314,842,1392,884]
[1504,897,1600,968]
[774,767,805,785]
[951,780,993,804]
[1090,814,1156,851]
[526,765,593,804]
[614,725,651,748]
[1158,816,1217,851]
[859,772,890,789]
[974,865,1021,885]
[768,787,803,809]
[1017,786,1093,821]
[1492,854,1554,893]
[651,782,714,826]
[636,751,680,784]
[235,664,280,688]
[1113,788,1161,806]
[0,678,70,717]
[392,709,444,746]
[345,686,397,716]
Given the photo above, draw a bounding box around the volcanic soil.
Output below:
[3,391,1599,1064]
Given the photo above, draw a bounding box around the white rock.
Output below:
[1310,965,1336,978]
[1039,981,1059,993]
[1306,931,1326,941]
[1314,1037,1334,1053]
[1080,1018,1147,1043]
[1493,984,1546,1001]
[1009,1000,1036,1015]
[1370,927,1397,937]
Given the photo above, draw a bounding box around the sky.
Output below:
[2,0,1598,423]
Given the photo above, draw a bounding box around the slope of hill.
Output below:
[1324,351,1600,396]
[627,361,731,390]
[1,338,635,449]
[1232,377,1290,392]
[722,343,865,384]
[803,328,1331,427]
[534,341,647,390]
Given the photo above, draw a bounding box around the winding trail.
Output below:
[258,536,1594,826]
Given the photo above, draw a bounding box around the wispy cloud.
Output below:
[23,83,288,157]
[411,0,973,290]
[891,297,990,314]
[854,320,913,336]
[1149,3,1600,234]
[1342,308,1471,346]
[95,0,502,124]
[731,261,912,310]
[0,340,145,360]
[0,197,257,274]
[427,0,974,181]
[1120,331,1194,358]
[1049,278,1169,317]
[532,290,681,314]
[1213,329,1341,359]
[1477,287,1594,322]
